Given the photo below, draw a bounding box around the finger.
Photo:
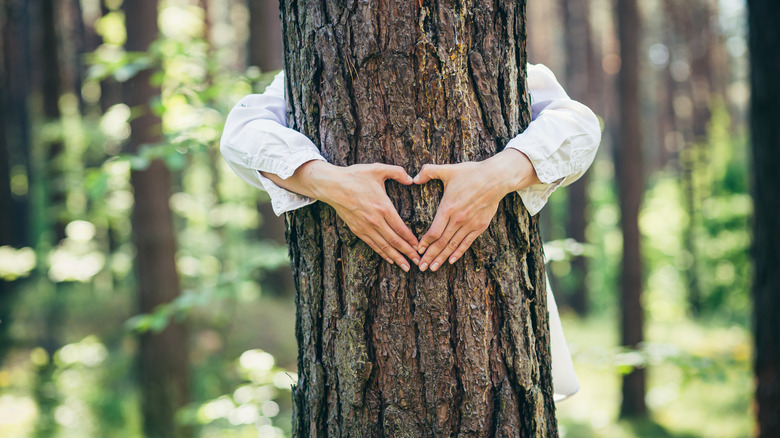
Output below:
[419,220,458,272]
[375,164,413,185]
[429,227,471,272]
[383,215,420,263]
[358,233,393,265]
[413,164,445,185]
[367,231,411,272]
[417,208,449,255]
[447,230,480,265]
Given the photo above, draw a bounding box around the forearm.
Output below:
[260,159,334,201]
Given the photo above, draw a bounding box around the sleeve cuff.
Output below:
[256,170,320,216]
[516,181,564,216]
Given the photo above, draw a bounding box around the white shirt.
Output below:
[220,63,601,401]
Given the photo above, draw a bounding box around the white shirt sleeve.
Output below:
[220,64,601,217]
[219,71,326,215]
[505,63,601,215]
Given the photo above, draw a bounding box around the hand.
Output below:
[301,161,420,271]
[413,149,540,271]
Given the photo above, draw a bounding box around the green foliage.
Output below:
[1,1,294,436]
[181,349,294,437]
[0,1,753,437]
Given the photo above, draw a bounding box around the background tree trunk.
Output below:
[0,0,33,370]
[280,1,558,436]
[123,1,190,437]
[615,0,647,418]
[749,1,780,435]
[246,0,296,298]
[560,0,597,316]
[247,0,283,72]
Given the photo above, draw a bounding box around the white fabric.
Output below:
[220,63,600,401]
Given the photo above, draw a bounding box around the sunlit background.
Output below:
[0,0,753,437]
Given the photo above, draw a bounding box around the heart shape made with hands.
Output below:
[341,149,533,273]
[395,161,509,273]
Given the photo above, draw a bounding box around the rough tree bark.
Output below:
[280,1,558,436]
[123,1,190,437]
[749,1,780,436]
[615,0,646,418]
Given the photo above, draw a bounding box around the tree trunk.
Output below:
[749,1,780,436]
[123,1,190,437]
[615,0,646,418]
[0,0,33,367]
[246,0,296,298]
[280,1,558,436]
[679,0,710,316]
[560,0,596,316]
[40,0,68,242]
[247,0,283,72]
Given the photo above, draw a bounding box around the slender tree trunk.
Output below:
[246,0,296,297]
[41,0,67,242]
[0,0,33,367]
[615,0,646,418]
[124,1,190,437]
[679,0,710,316]
[749,1,780,435]
[0,0,33,248]
[526,0,562,299]
[247,0,283,72]
[281,1,558,436]
[32,3,68,434]
[560,0,595,316]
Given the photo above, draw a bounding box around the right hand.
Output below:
[301,161,420,271]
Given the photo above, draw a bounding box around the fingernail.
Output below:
[449,256,457,264]
[401,263,410,272]
[420,262,428,272]
[386,258,394,265]
[413,258,420,265]
[431,262,440,271]
[418,246,426,254]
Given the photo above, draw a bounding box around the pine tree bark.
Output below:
[749,1,780,435]
[124,1,190,437]
[615,0,646,418]
[280,1,558,436]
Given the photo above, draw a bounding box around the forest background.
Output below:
[0,0,757,437]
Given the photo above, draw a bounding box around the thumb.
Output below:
[413,164,446,185]
[375,164,413,185]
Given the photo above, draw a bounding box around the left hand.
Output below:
[413,149,541,271]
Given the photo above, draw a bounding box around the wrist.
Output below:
[487,149,540,193]
[295,160,340,202]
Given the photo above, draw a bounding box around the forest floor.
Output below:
[556,311,752,438]
[0,297,752,437]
